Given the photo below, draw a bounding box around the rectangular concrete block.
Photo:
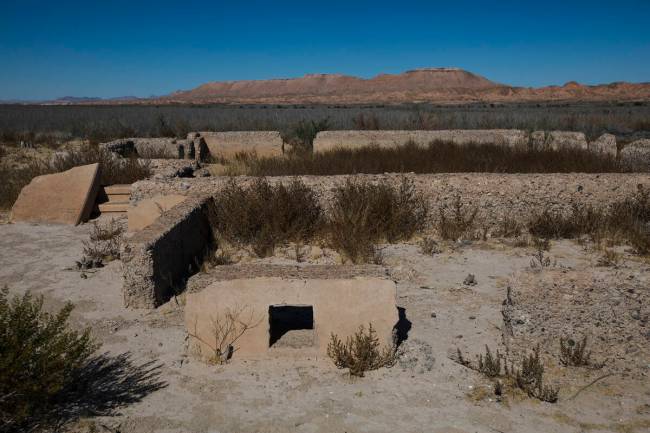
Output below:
[197,131,284,159]
[313,130,529,153]
[185,275,398,360]
[121,195,216,308]
[10,163,101,225]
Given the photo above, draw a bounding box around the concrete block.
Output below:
[10,163,101,225]
[313,130,528,153]
[621,139,650,172]
[121,195,216,308]
[127,194,187,232]
[198,131,284,159]
[185,275,398,359]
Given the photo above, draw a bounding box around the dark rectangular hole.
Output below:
[269,305,314,348]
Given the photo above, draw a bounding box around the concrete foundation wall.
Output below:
[196,131,284,159]
[131,173,650,232]
[185,276,397,359]
[313,129,529,153]
[121,195,216,308]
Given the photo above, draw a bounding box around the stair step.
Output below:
[104,184,131,195]
[107,193,131,202]
[98,202,130,213]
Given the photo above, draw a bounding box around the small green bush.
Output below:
[0,287,97,430]
[327,324,396,377]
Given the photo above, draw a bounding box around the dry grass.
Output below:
[527,189,650,255]
[213,178,323,257]
[219,141,623,176]
[327,178,427,263]
[437,195,478,241]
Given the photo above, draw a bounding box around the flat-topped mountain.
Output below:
[164,68,505,103]
[33,68,650,105]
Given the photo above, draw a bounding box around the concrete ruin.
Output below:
[621,139,650,171]
[589,133,618,157]
[10,163,100,225]
[529,131,588,150]
[185,265,397,359]
[127,194,187,232]
[121,195,216,308]
[313,129,529,153]
[102,137,208,161]
[195,131,284,159]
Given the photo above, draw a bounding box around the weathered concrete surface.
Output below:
[10,163,100,225]
[127,194,187,232]
[197,131,284,158]
[313,129,528,153]
[121,195,216,308]
[185,275,397,359]
[620,139,650,172]
[530,131,588,150]
[589,133,617,157]
[132,173,650,232]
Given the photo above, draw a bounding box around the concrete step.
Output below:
[104,184,131,195]
[98,202,129,213]
[107,193,131,202]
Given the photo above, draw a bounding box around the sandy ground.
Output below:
[1,219,649,433]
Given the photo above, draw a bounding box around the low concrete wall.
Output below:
[185,274,397,359]
[530,131,588,150]
[621,139,650,171]
[313,129,529,153]
[195,131,284,159]
[121,195,216,308]
[131,173,650,232]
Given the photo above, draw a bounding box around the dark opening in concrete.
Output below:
[269,305,314,348]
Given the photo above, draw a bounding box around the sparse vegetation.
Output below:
[559,336,592,367]
[1,102,649,145]
[79,219,125,268]
[455,344,558,403]
[527,189,650,256]
[213,178,323,257]
[0,287,97,431]
[437,195,478,241]
[327,324,396,377]
[188,306,262,365]
[327,178,427,263]
[513,345,559,403]
[221,141,623,177]
[420,237,441,255]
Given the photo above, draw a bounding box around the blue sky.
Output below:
[1,0,649,100]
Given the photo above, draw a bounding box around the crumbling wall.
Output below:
[194,131,284,159]
[121,195,216,308]
[313,129,529,152]
[101,137,206,161]
[131,173,650,232]
[530,131,588,150]
[621,139,650,171]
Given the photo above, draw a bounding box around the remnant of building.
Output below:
[185,266,397,359]
[10,163,100,225]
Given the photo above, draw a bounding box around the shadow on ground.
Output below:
[29,352,167,432]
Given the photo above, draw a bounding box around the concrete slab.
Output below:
[185,276,398,360]
[127,194,187,232]
[10,163,100,225]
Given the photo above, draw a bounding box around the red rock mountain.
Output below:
[71,68,650,105]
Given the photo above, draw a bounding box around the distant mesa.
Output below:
[12,68,650,105]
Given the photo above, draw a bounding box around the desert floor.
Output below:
[1,217,649,433]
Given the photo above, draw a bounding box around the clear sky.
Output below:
[1,0,649,100]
